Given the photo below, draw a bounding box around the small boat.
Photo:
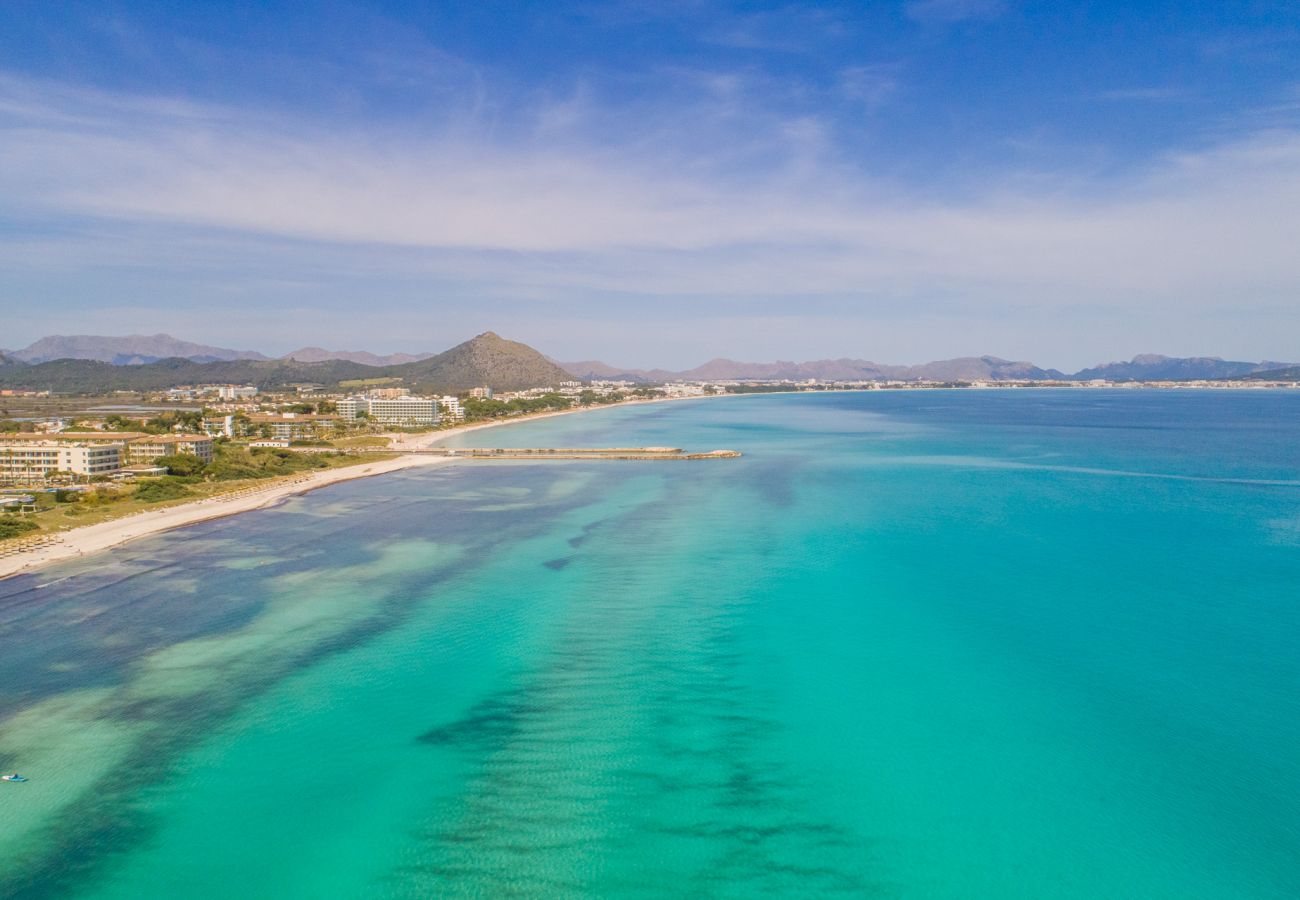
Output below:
[2,774,26,783]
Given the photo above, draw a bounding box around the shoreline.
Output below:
[0,394,720,582]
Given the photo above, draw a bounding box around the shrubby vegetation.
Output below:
[104,410,203,434]
[462,393,573,420]
[129,444,356,489]
[0,516,39,540]
[82,487,127,506]
[133,479,193,503]
[156,453,207,477]
[205,444,336,481]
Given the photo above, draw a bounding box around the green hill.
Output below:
[1240,366,1300,382]
[395,332,574,393]
[0,332,572,394]
[0,357,377,392]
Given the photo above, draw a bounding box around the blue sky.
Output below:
[2,1,1299,368]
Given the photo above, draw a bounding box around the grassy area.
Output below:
[338,376,403,388]
[330,434,393,449]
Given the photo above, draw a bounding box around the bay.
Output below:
[1,389,1297,898]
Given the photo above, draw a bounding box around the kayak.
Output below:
[2,774,26,782]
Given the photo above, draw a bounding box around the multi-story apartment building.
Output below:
[202,415,236,438]
[337,396,439,426]
[439,396,465,420]
[126,434,215,464]
[0,437,125,482]
[0,431,213,482]
[246,414,336,441]
[336,397,366,421]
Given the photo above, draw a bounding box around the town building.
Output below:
[203,415,236,438]
[0,439,125,482]
[125,435,215,464]
[215,384,258,400]
[439,396,465,420]
[337,396,439,426]
[246,413,336,441]
[468,386,493,400]
[0,431,212,482]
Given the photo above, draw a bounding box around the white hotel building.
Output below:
[0,433,215,483]
[0,441,124,482]
[337,395,440,426]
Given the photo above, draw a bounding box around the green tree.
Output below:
[155,453,207,477]
[105,414,143,431]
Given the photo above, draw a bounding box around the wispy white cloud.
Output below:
[1,71,1299,367]
[701,6,849,52]
[839,65,899,109]
[1090,87,1191,103]
[904,0,1007,25]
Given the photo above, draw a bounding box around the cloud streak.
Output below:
[1,69,1298,366]
[904,0,1006,25]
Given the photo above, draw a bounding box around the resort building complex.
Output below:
[0,433,215,482]
[337,395,440,426]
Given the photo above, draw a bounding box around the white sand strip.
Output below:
[0,394,726,582]
[0,454,452,581]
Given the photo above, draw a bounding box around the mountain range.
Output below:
[7,334,270,365]
[0,333,1294,392]
[1069,354,1293,381]
[0,332,572,394]
[4,334,436,368]
[279,347,435,366]
[556,353,1293,383]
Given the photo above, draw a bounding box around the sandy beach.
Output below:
[0,396,716,581]
[0,454,456,581]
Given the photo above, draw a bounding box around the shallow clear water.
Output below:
[1,390,1298,898]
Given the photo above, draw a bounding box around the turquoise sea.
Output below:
[1,389,1298,898]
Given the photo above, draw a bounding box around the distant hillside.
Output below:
[565,352,1297,383]
[1066,356,1289,379]
[554,360,654,382]
[4,335,1293,393]
[895,356,1068,382]
[1239,365,1300,382]
[399,332,574,392]
[0,357,380,393]
[1072,355,1293,381]
[11,333,442,368]
[280,347,435,366]
[562,355,1065,382]
[0,332,574,394]
[11,333,269,364]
